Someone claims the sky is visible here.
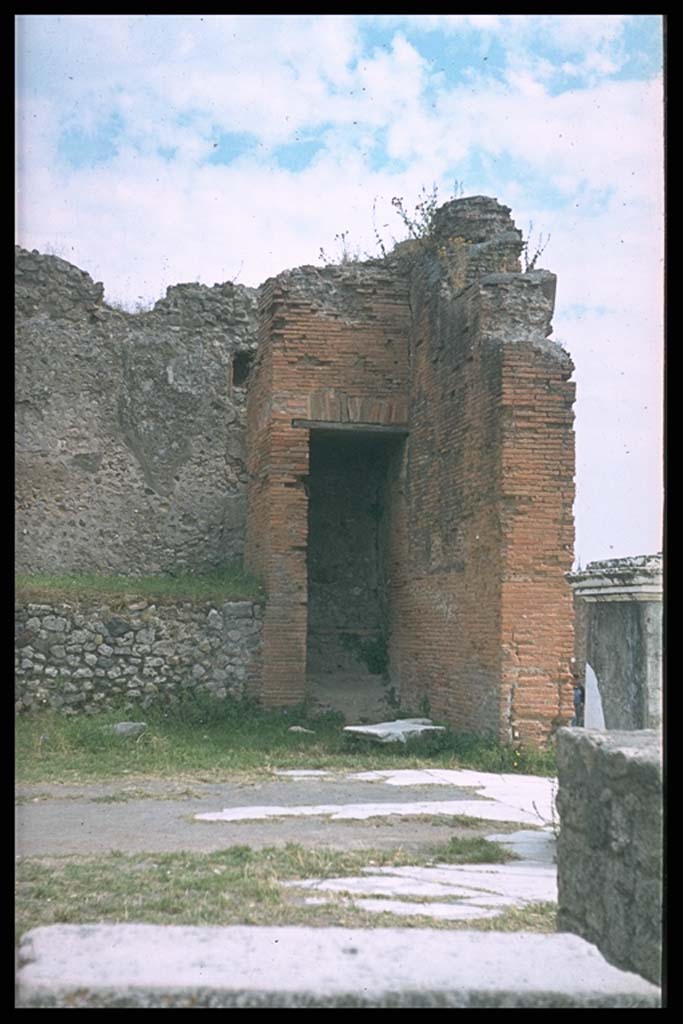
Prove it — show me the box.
[15,14,664,567]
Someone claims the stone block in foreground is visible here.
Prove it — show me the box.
[17,925,661,1008]
[556,728,663,987]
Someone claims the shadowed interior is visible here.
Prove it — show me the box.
[306,429,403,721]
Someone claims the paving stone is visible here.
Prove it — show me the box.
[352,899,502,921]
[194,800,547,825]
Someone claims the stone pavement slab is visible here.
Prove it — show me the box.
[349,769,556,824]
[285,839,558,921]
[17,924,661,1008]
[194,798,545,824]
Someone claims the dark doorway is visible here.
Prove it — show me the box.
[306,427,404,722]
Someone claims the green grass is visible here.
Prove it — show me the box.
[365,815,528,831]
[90,787,206,804]
[16,843,554,942]
[15,695,557,784]
[15,566,264,605]
[430,836,519,864]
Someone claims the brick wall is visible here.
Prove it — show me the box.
[245,264,411,704]
[392,272,505,733]
[492,280,576,745]
[247,198,576,744]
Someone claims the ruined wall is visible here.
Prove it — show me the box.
[17,196,577,744]
[16,247,258,576]
[556,728,663,986]
[392,200,575,743]
[245,263,411,704]
[15,596,262,713]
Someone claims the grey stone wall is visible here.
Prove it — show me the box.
[556,728,663,985]
[15,598,263,714]
[16,246,258,576]
[568,554,663,730]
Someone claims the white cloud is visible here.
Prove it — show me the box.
[531,14,631,52]
[369,14,504,33]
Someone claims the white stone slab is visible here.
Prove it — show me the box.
[291,862,557,906]
[17,925,661,1008]
[364,863,558,903]
[353,899,502,921]
[194,800,546,825]
[348,769,557,827]
[344,719,446,744]
[348,769,462,785]
[286,875,478,899]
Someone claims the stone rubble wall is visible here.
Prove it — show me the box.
[16,246,258,576]
[15,598,263,714]
[556,728,663,986]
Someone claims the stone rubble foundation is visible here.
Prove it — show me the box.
[15,598,263,713]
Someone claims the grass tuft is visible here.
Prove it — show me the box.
[429,836,519,864]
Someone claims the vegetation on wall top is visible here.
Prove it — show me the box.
[15,566,265,606]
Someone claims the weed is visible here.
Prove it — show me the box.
[532,779,560,838]
[419,694,432,718]
[390,183,441,243]
[320,180,468,270]
[522,222,551,272]
[386,180,465,251]
[371,198,389,259]
[318,231,364,267]
[429,836,518,864]
[430,729,557,777]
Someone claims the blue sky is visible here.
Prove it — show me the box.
[15,14,664,565]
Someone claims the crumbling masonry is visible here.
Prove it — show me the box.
[15,197,576,745]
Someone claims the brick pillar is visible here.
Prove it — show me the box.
[482,272,576,745]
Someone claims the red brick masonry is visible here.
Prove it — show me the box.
[246,197,575,745]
